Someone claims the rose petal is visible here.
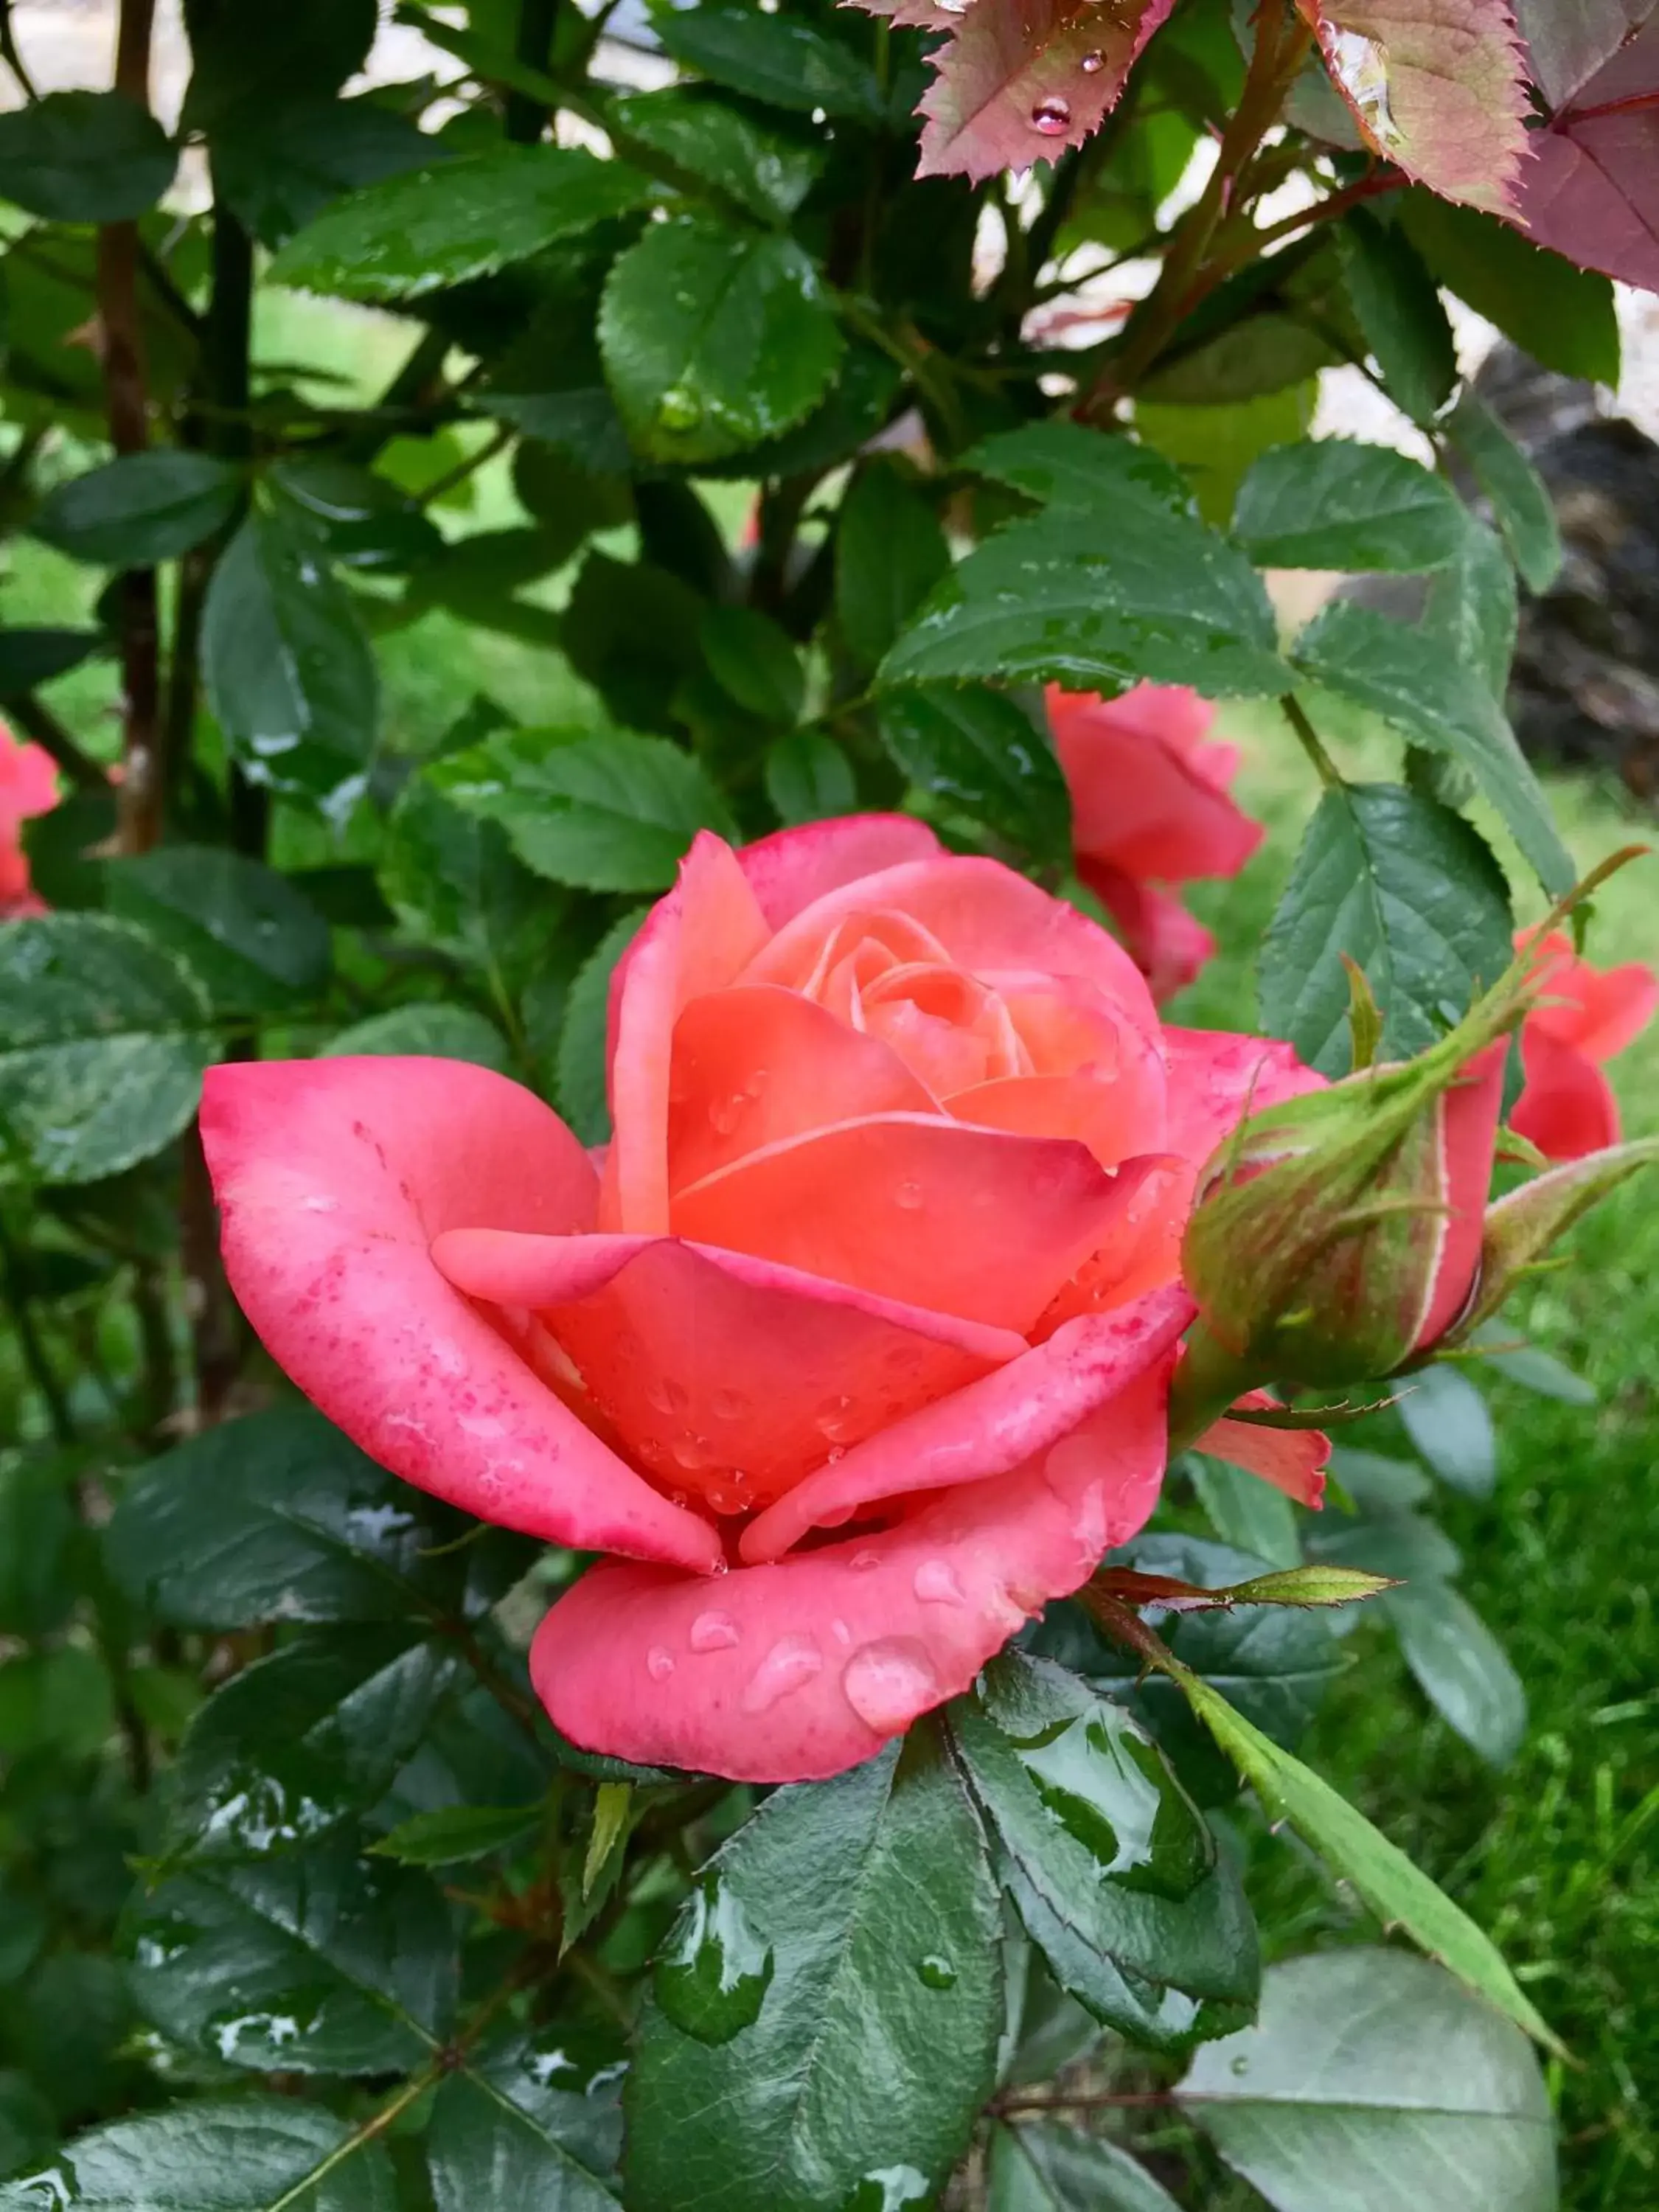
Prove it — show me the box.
[531,1348,1178,1781]
[667,984,934,1192]
[1510,1029,1621,1164]
[744,854,1160,1045]
[201,1057,723,1573]
[1031,1154,1189,1330]
[431,1227,1023,1512]
[947,1058,1165,1172]
[605,834,771,1234]
[1194,1392,1328,1506]
[739,1286,1192,1562]
[1521,930,1658,1065]
[1079,862,1217,1004]
[1416,1038,1506,1350]
[1161,1026,1325,1169]
[670,1112,1130,1333]
[1051,684,1263,883]
[736,814,943,928]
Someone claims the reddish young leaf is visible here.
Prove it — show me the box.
[914,0,1175,183]
[1512,0,1649,107]
[1296,0,1530,215]
[1514,13,1659,291]
[845,0,965,29]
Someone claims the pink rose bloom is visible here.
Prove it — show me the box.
[0,723,59,918]
[203,818,1317,1782]
[1511,928,1658,1161]
[1048,684,1265,1002]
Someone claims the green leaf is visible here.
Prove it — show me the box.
[512,443,634,558]
[269,147,654,302]
[323,1003,515,1074]
[131,1846,457,2075]
[878,687,1071,864]
[0,2071,54,2181]
[448,727,735,893]
[1472,1330,1594,1405]
[31,453,242,568]
[1181,1949,1557,2211]
[1189,1455,1301,1568]
[104,847,332,1015]
[1259,782,1515,1077]
[1290,599,1572,895]
[988,2122,1183,2212]
[1327,1445,1433,1510]
[1305,1510,1461,1590]
[271,457,445,574]
[0,627,101,697]
[700,605,804,724]
[369,1801,543,1868]
[1158,1658,1558,2049]
[380,776,549,996]
[0,915,210,1186]
[201,511,378,815]
[557,908,647,1145]
[765,731,856,826]
[0,91,176,222]
[428,2030,623,2212]
[0,1646,114,1764]
[967,423,1194,516]
[212,96,437,248]
[0,1454,77,1639]
[1398,188,1621,386]
[560,552,709,731]
[883,503,1289,698]
[165,1630,460,1861]
[650,4,883,119]
[1135,385,1318,526]
[835,462,953,672]
[1397,1363,1498,1498]
[183,0,379,130]
[1339,209,1457,428]
[1422,514,1519,698]
[107,1401,535,1630]
[949,1652,1259,2051]
[1442,391,1563,595]
[1231,440,1466,572]
[626,1734,1004,2212]
[611,88,821,221]
[1383,1582,1526,1769]
[0,2095,400,2212]
[599,217,843,464]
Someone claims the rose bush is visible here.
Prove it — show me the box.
[204,815,1319,1781]
[1512,928,1658,1161]
[0,723,57,919]
[1048,684,1264,1001]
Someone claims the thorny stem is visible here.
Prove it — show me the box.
[100,0,162,855]
[1281,693,1341,787]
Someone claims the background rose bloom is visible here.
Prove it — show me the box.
[1512,928,1659,1161]
[1048,684,1265,1002]
[204,818,1316,1781]
[0,722,59,919]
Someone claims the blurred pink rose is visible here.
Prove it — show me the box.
[204,817,1317,1781]
[1048,684,1264,1001]
[1512,928,1658,1161]
[0,724,59,918]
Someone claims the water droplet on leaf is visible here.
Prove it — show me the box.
[1011,1708,1211,1898]
[655,1874,774,2044]
[917,1954,957,1990]
[656,385,703,433]
[1029,97,1072,135]
[1080,49,1105,73]
[839,2167,931,2212]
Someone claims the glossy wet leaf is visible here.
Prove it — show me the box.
[1397,1363,1498,1498]
[610,88,821,221]
[369,1801,544,1867]
[106,1401,535,1630]
[968,423,1193,517]
[987,2121,1183,2212]
[428,2030,624,2212]
[380,776,550,995]
[1290,600,1573,896]
[212,96,436,248]
[0,2096,400,2212]
[700,605,804,725]
[0,91,177,222]
[1384,1582,1527,1768]
[599,217,843,465]
[950,1652,1258,2051]
[269,147,653,302]
[1442,392,1563,596]
[1182,1948,1557,2211]
[880,688,1070,863]
[765,731,857,826]
[31,453,243,568]
[0,916,211,1187]
[271,457,445,574]
[1397,190,1622,386]
[201,510,378,816]
[626,1735,1003,2212]
[655,1870,776,2044]
[104,848,332,1016]
[1338,209,1456,428]
[836,464,953,673]
[130,1845,457,2075]
[651,6,883,119]
[1422,515,1519,698]
[322,1003,515,1074]
[1259,782,1514,1078]
[1231,439,1465,573]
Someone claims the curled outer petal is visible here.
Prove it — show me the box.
[201,1057,723,1574]
[531,1310,1183,1781]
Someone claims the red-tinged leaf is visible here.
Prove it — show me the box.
[1512,0,1651,108]
[1296,0,1530,215]
[1514,15,1659,291]
[916,0,1175,183]
[843,0,965,29]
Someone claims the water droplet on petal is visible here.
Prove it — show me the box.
[1029,96,1072,135]
[712,1388,751,1422]
[913,1559,964,1605]
[709,1091,748,1135]
[655,1874,774,2044]
[849,1549,882,1573]
[647,1646,676,1682]
[814,1392,858,1441]
[894,1179,925,1211]
[742,1634,824,1712]
[842,1638,939,1733]
[917,1953,957,1990]
[672,1435,711,1472]
[647,1377,690,1416]
[1079,48,1105,73]
[689,1610,741,1653]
